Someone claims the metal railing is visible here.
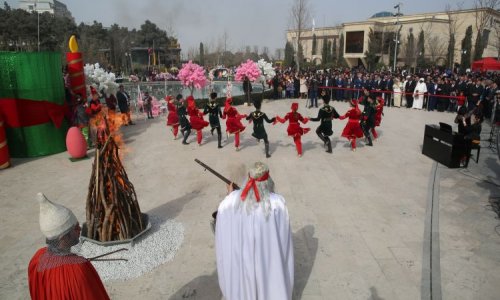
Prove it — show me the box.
[121,81,264,102]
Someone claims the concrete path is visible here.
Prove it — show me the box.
[0,98,499,300]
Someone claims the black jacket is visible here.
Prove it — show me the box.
[310,104,340,136]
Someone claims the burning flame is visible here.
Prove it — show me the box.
[90,109,129,158]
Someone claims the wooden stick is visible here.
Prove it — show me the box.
[88,248,128,261]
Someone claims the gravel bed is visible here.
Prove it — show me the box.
[73,215,184,281]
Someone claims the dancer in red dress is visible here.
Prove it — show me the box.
[372,96,384,140]
[276,102,310,157]
[166,95,180,139]
[186,96,209,145]
[339,99,364,151]
[223,98,247,150]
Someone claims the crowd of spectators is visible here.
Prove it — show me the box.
[267,66,500,122]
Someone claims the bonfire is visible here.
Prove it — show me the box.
[85,116,144,242]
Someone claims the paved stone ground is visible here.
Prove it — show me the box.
[0,98,499,300]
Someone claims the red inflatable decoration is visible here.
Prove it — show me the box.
[66,127,87,159]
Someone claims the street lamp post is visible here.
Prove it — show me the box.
[124,53,129,75]
[393,3,402,72]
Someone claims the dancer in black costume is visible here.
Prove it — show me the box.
[176,94,191,145]
[310,91,340,153]
[246,99,276,158]
[203,92,224,148]
[360,94,376,146]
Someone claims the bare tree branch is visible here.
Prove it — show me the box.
[289,0,312,70]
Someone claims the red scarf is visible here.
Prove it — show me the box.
[240,172,270,202]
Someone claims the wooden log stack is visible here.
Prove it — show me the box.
[85,119,144,242]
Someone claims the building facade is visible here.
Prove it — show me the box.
[19,0,73,20]
[287,8,500,69]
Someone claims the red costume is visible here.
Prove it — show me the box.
[186,96,209,145]
[372,97,384,139]
[86,87,102,116]
[223,98,246,149]
[166,96,180,139]
[29,247,110,300]
[276,102,310,156]
[339,100,364,151]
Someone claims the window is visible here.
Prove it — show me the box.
[482,29,490,46]
[345,31,365,54]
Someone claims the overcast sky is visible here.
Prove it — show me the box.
[7,0,475,56]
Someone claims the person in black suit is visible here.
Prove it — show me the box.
[293,74,300,98]
[384,75,393,107]
[468,78,484,111]
[405,76,417,108]
[243,76,253,106]
[322,75,333,101]
[116,84,135,125]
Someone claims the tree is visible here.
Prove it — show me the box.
[447,34,456,68]
[331,38,337,65]
[199,42,205,66]
[416,30,426,67]
[364,28,381,71]
[261,46,270,61]
[298,43,304,65]
[178,61,207,95]
[338,33,346,66]
[473,30,484,61]
[404,28,415,67]
[428,36,447,65]
[473,0,499,60]
[290,0,311,70]
[445,3,464,68]
[284,41,295,67]
[136,20,169,49]
[321,38,328,65]
[461,25,473,68]
[312,34,317,55]
[4,1,10,10]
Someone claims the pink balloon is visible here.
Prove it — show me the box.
[66,127,87,158]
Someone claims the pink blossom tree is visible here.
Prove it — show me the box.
[178,61,207,95]
[235,60,261,105]
[235,59,261,82]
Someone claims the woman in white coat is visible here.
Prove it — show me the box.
[299,76,308,99]
[393,77,402,107]
[412,78,427,109]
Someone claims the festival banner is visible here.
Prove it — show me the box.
[0,52,68,157]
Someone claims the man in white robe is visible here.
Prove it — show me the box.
[215,162,294,300]
[412,78,428,109]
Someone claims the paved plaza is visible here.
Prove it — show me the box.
[1,99,499,300]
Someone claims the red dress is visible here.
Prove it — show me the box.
[375,99,384,127]
[278,112,310,137]
[166,101,179,126]
[187,106,209,130]
[224,107,246,134]
[28,247,110,300]
[340,108,364,138]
